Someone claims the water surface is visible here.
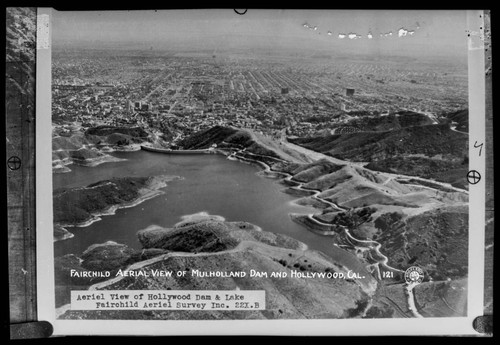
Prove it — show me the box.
[53,150,367,274]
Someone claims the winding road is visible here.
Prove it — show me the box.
[227,145,426,318]
[229,147,402,273]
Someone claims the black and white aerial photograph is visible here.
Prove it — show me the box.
[40,8,475,323]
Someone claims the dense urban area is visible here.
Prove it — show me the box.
[52,49,468,145]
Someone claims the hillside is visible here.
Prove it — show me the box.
[275,160,466,210]
[53,175,177,240]
[268,156,469,318]
[331,111,435,133]
[85,125,149,139]
[56,217,375,319]
[178,126,284,161]
[366,278,467,318]
[440,109,468,133]
[373,205,468,280]
[269,157,468,285]
[289,124,468,183]
[83,125,154,148]
[54,177,149,225]
[290,124,466,162]
[52,125,158,173]
[365,156,468,189]
[177,126,242,149]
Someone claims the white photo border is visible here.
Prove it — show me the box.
[35,8,487,336]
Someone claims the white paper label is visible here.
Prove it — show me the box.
[71,290,266,311]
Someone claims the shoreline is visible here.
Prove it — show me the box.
[108,143,143,152]
[54,175,180,242]
[141,145,216,154]
[52,154,127,173]
[54,225,75,242]
[52,139,156,174]
[217,146,407,277]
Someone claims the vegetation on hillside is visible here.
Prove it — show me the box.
[53,177,151,225]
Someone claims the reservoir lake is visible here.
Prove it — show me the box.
[53,150,367,273]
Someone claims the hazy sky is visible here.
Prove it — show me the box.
[52,9,468,58]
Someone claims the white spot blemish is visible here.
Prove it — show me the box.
[348,33,361,39]
[398,28,408,37]
[327,31,332,36]
[367,32,373,39]
[338,33,346,39]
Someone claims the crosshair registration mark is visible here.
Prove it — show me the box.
[467,170,481,185]
[7,156,21,171]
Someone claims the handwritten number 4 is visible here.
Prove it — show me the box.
[474,141,483,157]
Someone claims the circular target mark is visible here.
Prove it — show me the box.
[7,156,21,171]
[467,170,481,185]
[234,9,247,15]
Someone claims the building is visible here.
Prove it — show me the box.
[346,88,355,97]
